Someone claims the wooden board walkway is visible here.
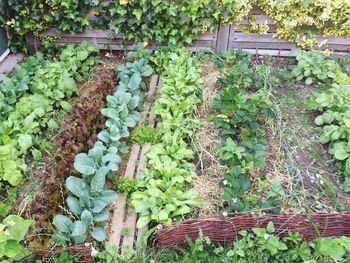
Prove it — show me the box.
[109,75,162,249]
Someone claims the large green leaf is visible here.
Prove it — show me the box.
[53,215,73,233]
[66,196,82,215]
[74,153,96,175]
[3,215,33,241]
[81,210,93,228]
[17,134,32,153]
[91,169,106,193]
[136,215,151,229]
[91,227,107,241]
[65,176,87,197]
[332,142,349,160]
[94,208,110,222]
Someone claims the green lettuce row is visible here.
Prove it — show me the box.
[0,42,99,187]
[53,55,153,244]
[131,49,202,229]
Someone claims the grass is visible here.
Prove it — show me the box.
[254,64,349,212]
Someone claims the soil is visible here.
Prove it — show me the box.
[258,59,350,213]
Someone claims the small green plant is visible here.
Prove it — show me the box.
[96,242,143,263]
[131,49,202,229]
[292,50,338,85]
[0,215,33,262]
[131,123,159,145]
[299,50,350,191]
[116,177,139,197]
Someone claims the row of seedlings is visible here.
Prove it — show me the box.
[131,49,202,230]
[293,51,350,191]
[212,51,282,212]
[52,56,153,244]
[0,42,99,214]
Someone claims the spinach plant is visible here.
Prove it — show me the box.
[131,49,202,228]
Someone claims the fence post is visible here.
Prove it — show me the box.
[215,24,230,52]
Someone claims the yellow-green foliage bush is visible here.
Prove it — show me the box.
[224,0,350,48]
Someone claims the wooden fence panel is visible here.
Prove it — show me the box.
[25,9,350,57]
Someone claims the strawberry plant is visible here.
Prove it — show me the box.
[213,51,282,212]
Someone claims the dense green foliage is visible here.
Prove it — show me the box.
[53,55,153,244]
[0,42,99,217]
[131,49,202,228]
[107,0,224,46]
[0,215,33,262]
[293,50,350,191]
[2,1,349,51]
[155,223,350,263]
[213,51,283,212]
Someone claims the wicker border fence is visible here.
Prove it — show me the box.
[156,212,350,248]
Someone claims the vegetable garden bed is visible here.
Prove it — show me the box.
[1,39,350,262]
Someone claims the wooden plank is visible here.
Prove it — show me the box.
[216,24,231,52]
[198,31,217,41]
[147,75,158,101]
[135,143,152,246]
[0,48,10,64]
[232,41,297,50]
[109,194,127,247]
[121,207,138,248]
[124,144,141,178]
[135,78,163,247]
[109,76,159,248]
[45,29,115,38]
[0,53,25,82]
